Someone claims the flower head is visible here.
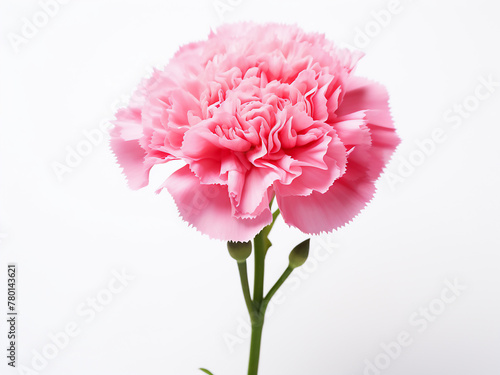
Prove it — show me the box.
[111,23,400,241]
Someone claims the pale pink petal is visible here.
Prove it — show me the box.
[110,24,399,239]
[277,76,399,233]
[336,76,400,179]
[110,138,149,190]
[274,131,347,196]
[165,165,272,241]
[113,108,143,141]
[277,176,376,234]
[230,167,279,218]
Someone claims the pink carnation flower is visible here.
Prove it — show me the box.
[110,23,400,241]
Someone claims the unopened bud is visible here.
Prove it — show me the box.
[227,241,252,262]
[288,239,310,269]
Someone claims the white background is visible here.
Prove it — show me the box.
[1,0,499,374]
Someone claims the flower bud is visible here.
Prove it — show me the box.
[227,241,252,262]
[288,239,310,269]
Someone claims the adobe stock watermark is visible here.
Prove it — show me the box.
[385,75,499,190]
[7,0,71,54]
[347,0,416,50]
[223,236,339,353]
[51,95,129,183]
[16,268,134,375]
[175,185,221,217]
[213,0,244,21]
[363,278,466,375]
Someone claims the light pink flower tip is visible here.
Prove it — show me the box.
[110,23,400,241]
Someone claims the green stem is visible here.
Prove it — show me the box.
[247,266,294,375]
[253,233,266,307]
[245,208,284,375]
[237,261,256,318]
[247,228,268,375]
[252,208,279,305]
[261,266,293,312]
[247,320,264,375]
[271,208,280,227]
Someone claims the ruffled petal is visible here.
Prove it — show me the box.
[336,76,400,180]
[277,175,376,234]
[276,76,399,234]
[229,167,279,218]
[274,130,347,197]
[110,138,149,190]
[109,24,399,240]
[164,165,272,241]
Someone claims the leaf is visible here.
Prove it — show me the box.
[199,368,215,375]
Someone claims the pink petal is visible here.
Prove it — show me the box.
[110,138,149,190]
[230,167,279,218]
[113,108,144,141]
[336,76,400,180]
[277,76,399,234]
[164,165,272,241]
[277,176,376,234]
[274,130,347,197]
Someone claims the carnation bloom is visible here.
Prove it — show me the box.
[110,23,400,241]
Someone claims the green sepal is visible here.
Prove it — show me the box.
[227,241,252,262]
[288,239,310,269]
